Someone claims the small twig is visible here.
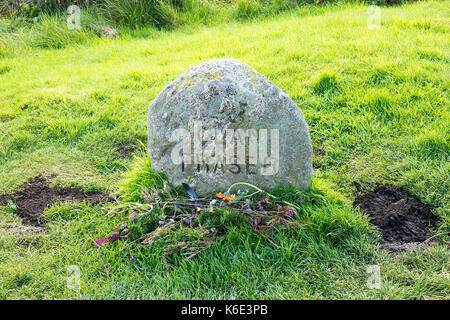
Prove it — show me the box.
[419,232,450,245]
[226,182,302,211]
[256,230,280,248]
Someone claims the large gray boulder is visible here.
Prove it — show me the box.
[147,59,313,194]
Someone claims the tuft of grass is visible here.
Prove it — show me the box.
[23,14,95,49]
[117,147,167,202]
[363,88,399,120]
[97,0,181,30]
[414,128,449,161]
[235,0,304,20]
[0,63,11,74]
[235,0,265,20]
[312,71,341,95]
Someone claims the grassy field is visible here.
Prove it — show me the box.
[0,1,449,299]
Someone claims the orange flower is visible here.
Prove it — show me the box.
[216,192,235,202]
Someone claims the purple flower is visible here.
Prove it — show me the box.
[163,181,171,191]
[130,257,135,262]
[284,206,297,218]
[185,219,191,225]
[141,187,154,202]
[142,195,154,202]
[158,220,165,226]
[220,200,226,206]
[257,201,264,211]
[248,208,252,214]
[245,198,250,205]
[122,223,127,228]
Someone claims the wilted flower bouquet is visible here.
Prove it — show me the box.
[96,181,305,259]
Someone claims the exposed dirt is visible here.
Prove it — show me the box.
[0,176,112,224]
[354,185,438,251]
[116,143,137,158]
[313,147,326,157]
[3,223,45,235]
[312,147,326,169]
[0,194,10,206]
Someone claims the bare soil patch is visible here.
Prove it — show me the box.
[0,176,111,223]
[116,143,137,158]
[354,185,438,251]
[313,147,326,157]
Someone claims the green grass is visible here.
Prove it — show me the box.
[0,1,449,299]
[1,0,336,31]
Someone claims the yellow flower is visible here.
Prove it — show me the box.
[196,207,201,212]
[209,208,215,213]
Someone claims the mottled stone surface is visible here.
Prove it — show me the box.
[147,59,313,194]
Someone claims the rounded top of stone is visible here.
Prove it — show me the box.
[147,59,313,194]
